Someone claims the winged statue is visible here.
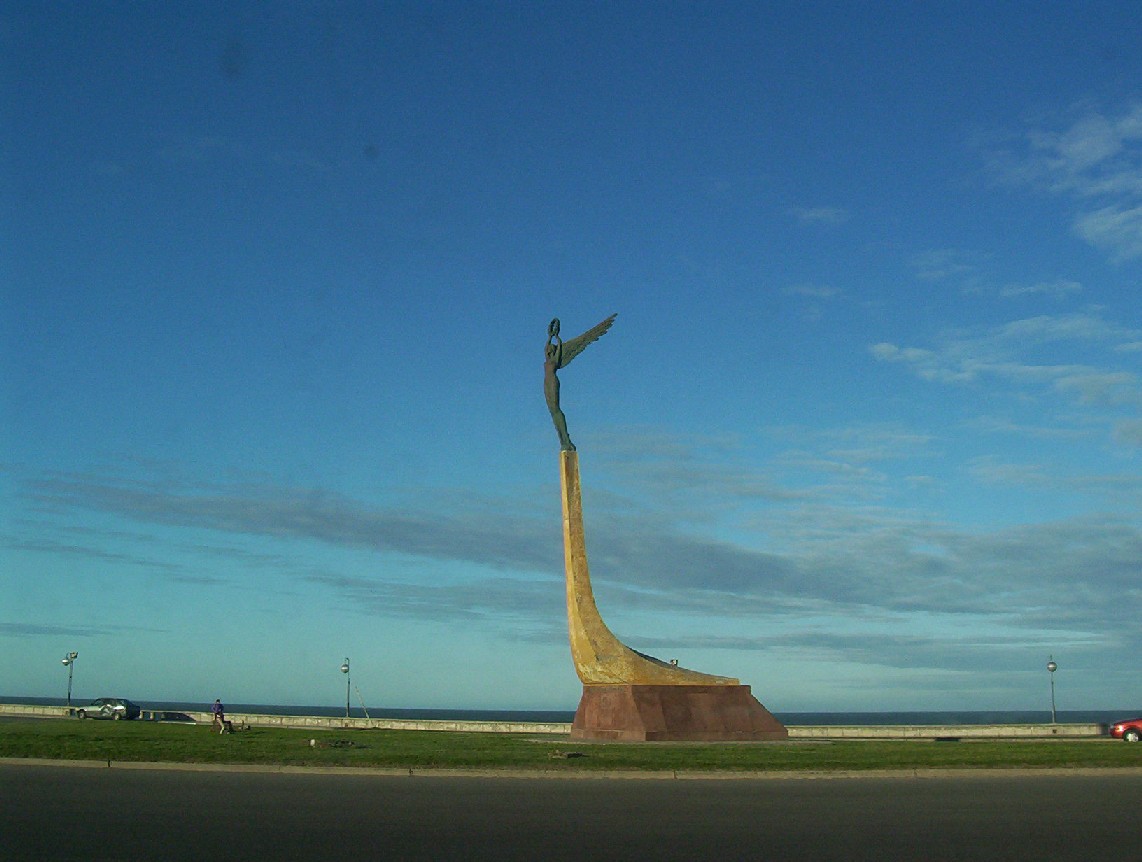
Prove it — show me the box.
[544,313,617,451]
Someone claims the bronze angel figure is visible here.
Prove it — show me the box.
[544,313,617,451]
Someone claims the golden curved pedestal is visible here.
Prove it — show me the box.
[560,451,788,741]
[560,450,736,685]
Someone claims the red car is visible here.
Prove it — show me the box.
[1109,717,1142,742]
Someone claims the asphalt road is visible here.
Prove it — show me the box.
[4,763,1139,861]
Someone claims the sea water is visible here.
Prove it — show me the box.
[4,696,1134,725]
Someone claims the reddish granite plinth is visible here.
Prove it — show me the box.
[570,684,788,741]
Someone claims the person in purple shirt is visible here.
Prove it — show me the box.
[211,699,231,734]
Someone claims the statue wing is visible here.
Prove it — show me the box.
[557,313,617,368]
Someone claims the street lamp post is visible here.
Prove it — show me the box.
[61,652,78,707]
[1047,656,1058,724]
[340,658,350,718]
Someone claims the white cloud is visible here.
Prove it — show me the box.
[869,342,974,383]
[1042,113,1122,172]
[970,414,1090,441]
[995,312,1129,343]
[1001,103,1142,260]
[871,312,1142,434]
[1053,370,1141,406]
[909,248,982,281]
[790,206,849,225]
[12,464,1141,635]
[999,280,1083,299]
[783,284,840,298]
[1114,419,1142,446]
[1073,205,1142,261]
[967,456,1052,487]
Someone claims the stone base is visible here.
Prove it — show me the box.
[570,684,788,741]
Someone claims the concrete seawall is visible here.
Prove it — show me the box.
[0,703,1109,739]
[786,723,1108,739]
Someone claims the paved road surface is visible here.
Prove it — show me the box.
[4,763,1139,861]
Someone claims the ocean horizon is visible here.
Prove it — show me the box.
[5,696,1134,726]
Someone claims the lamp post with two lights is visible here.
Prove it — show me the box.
[1047,656,1058,724]
[61,652,78,707]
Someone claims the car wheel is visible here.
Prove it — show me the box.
[1124,728,1141,743]
[76,709,87,719]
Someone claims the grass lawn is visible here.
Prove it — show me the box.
[2,720,1142,773]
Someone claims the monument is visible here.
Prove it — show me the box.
[545,315,788,741]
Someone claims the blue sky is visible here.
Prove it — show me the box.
[3,2,1140,713]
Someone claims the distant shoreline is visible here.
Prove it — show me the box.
[3,696,1133,726]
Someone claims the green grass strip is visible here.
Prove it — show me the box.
[2,721,1140,772]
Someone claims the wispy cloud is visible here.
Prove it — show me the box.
[626,630,1097,673]
[1115,419,1142,446]
[969,415,1090,441]
[996,103,1142,260]
[777,283,842,322]
[10,462,1140,633]
[782,284,840,299]
[871,312,1142,415]
[910,248,984,281]
[953,452,1142,501]
[1074,205,1142,259]
[307,573,563,627]
[20,473,562,575]
[790,206,849,225]
[999,280,1083,300]
[0,621,160,637]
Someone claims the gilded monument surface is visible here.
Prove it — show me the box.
[545,314,737,686]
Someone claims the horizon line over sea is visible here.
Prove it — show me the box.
[4,696,1135,726]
